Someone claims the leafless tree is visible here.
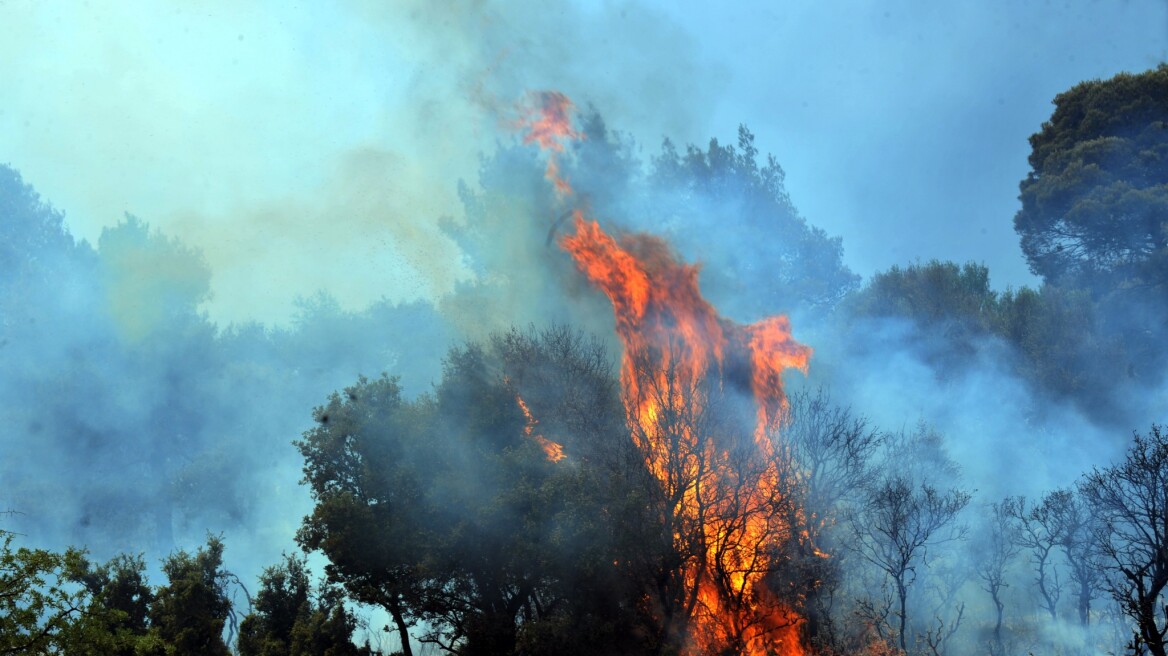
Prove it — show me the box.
[1042,488,1106,627]
[777,386,884,649]
[1003,495,1065,622]
[849,472,971,653]
[624,339,806,654]
[1080,425,1168,656]
[977,501,1021,656]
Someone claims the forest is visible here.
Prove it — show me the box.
[2,65,1167,655]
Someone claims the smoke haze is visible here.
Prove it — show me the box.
[1,1,1166,653]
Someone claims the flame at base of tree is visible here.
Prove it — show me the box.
[561,214,812,656]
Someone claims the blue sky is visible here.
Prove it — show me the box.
[1,0,1164,324]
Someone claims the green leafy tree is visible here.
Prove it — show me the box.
[296,326,654,656]
[846,260,999,368]
[60,552,155,655]
[0,530,89,654]
[147,535,234,656]
[1015,64,1168,294]
[238,553,370,656]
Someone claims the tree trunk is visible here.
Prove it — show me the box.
[388,598,413,656]
[991,589,1004,656]
[897,576,908,653]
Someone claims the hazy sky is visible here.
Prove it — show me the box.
[1,0,1165,325]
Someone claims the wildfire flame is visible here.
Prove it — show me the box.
[518,91,813,655]
[515,393,567,463]
[516,91,582,196]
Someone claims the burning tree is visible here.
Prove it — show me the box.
[560,216,814,656]
[508,89,819,655]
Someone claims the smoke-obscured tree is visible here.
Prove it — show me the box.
[848,427,971,654]
[1080,424,1168,656]
[0,163,98,352]
[845,260,1130,419]
[1003,494,1065,622]
[147,535,236,656]
[645,126,860,317]
[777,386,884,650]
[847,261,998,339]
[237,552,370,656]
[1043,488,1106,627]
[1014,64,1168,296]
[975,501,1021,656]
[994,285,1127,406]
[1015,64,1168,384]
[444,112,858,339]
[297,326,654,656]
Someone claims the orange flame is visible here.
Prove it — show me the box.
[516,393,567,463]
[516,91,581,196]
[517,90,812,655]
[562,216,811,656]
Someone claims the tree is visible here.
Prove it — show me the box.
[238,553,370,656]
[849,428,971,653]
[148,535,235,656]
[1080,425,1168,656]
[1043,488,1106,628]
[296,326,651,656]
[0,530,89,654]
[1003,494,1065,622]
[975,502,1020,656]
[63,552,155,655]
[647,125,860,315]
[777,386,884,650]
[1014,64,1168,295]
[844,260,1000,372]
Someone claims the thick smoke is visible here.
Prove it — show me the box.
[1,2,1166,654]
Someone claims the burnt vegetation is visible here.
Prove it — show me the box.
[1,66,1167,655]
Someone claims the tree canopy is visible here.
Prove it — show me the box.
[1015,64,1168,295]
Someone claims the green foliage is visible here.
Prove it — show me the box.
[996,285,1127,399]
[847,259,998,346]
[1015,64,1168,294]
[0,530,89,654]
[238,553,370,656]
[296,326,656,656]
[845,259,1132,415]
[148,535,234,656]
[59,552,155,655]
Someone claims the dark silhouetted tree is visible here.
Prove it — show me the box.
[849,428,971,653]
[1004,494,1065,622]
[297,326,652,656]
[777,386,883,651]
[976,501,1020,656]
[1081,425,1168,656]
[238,552,370,656]
[1014,64,1168,295]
